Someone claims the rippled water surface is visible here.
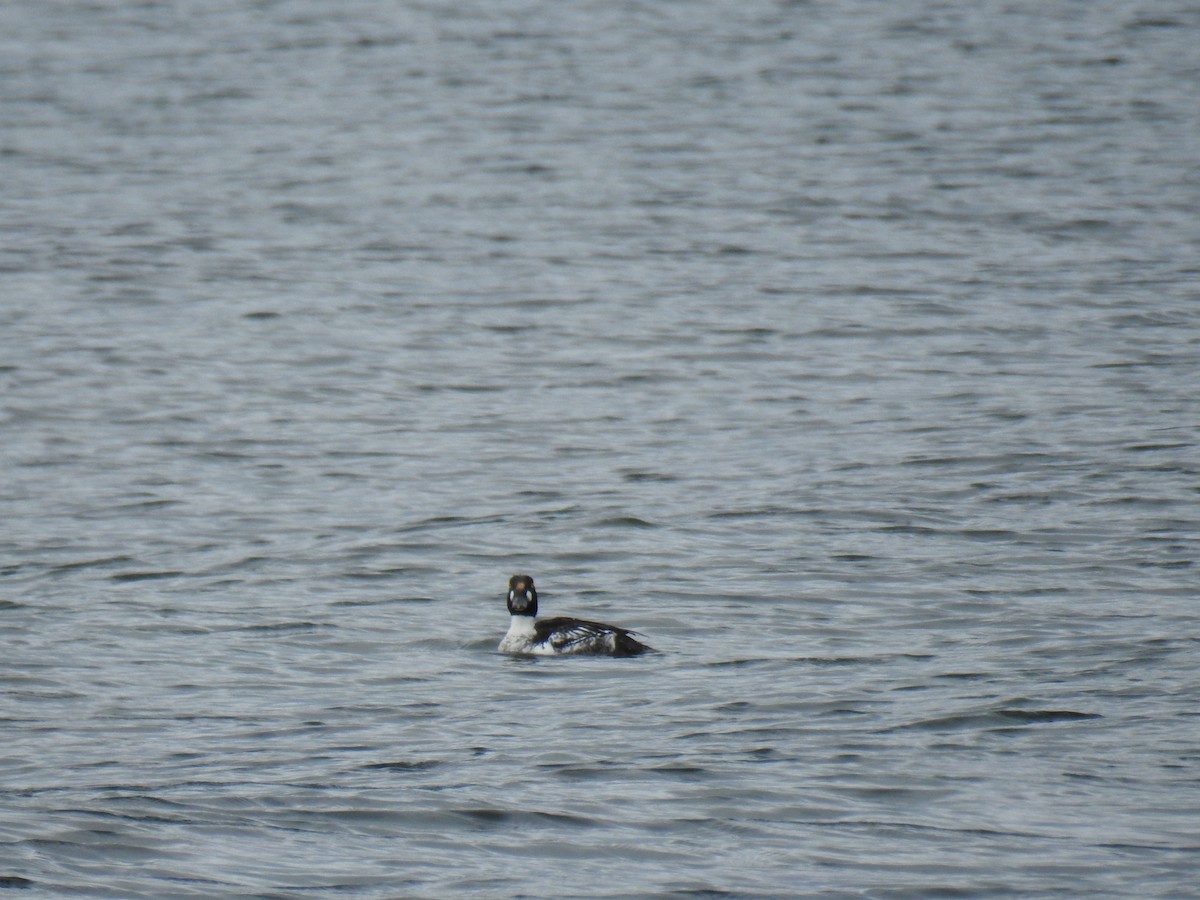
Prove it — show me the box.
[2,1,1199,896]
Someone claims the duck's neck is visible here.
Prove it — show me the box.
[506,615,537,638]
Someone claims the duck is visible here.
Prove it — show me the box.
[498,574,652,657]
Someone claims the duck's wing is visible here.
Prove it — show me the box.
[533,617,611,649]
[534,617,650,655]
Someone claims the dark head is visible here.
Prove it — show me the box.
[507,574,538,617]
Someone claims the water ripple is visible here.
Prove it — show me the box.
[1,0,1197,896]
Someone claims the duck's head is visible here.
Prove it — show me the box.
[507,574,538,617]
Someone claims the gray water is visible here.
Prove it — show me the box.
[2,1,1198,896]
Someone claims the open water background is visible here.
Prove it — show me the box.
[2,1,1199,896]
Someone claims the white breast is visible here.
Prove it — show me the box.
[498,616,540,654]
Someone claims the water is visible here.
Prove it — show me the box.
[2,1,1198,896]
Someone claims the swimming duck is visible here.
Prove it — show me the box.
[498,574,652,657]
